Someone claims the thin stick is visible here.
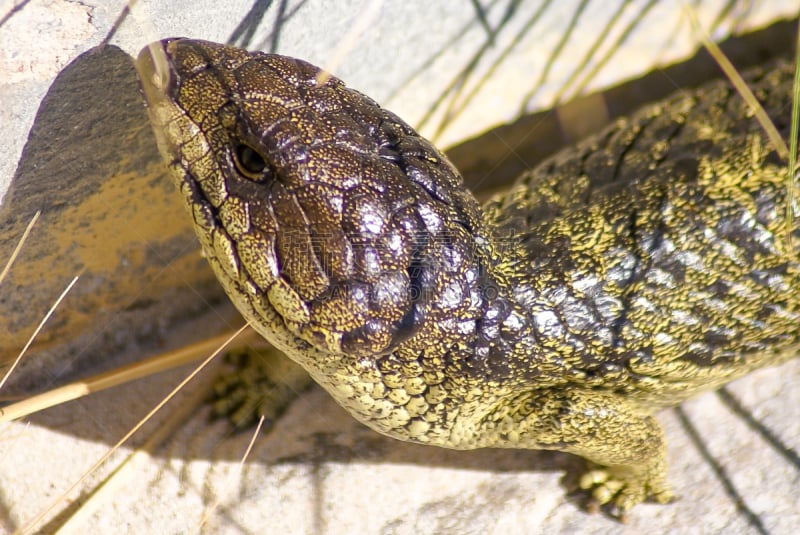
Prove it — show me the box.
[682,3,789,160]
[0,326,261,422]
[199,414,266,528]
[786,16,800,247]
[0,274,81,392]
[15,324,253,535]
[53,365,217,533]
[0,210,39,286]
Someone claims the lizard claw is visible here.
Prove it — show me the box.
[579,465,675,520]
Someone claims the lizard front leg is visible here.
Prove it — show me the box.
[212,345,313,430]
[484,388,674,516]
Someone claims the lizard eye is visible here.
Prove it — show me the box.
[233,143,269,180]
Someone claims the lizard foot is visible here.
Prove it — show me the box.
[579,464,675,520]
[211,346,312,430]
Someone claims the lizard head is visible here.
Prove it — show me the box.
[136,39,491,365]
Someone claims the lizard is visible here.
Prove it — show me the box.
[135,37,799,517]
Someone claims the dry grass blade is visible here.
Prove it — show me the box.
[199,414,266,528]
[0,210,39,286]
[787,17,800,246]
[0,327,260,422]
[15,324,252,535]
[0,274,81,392]
[685,3,800,252]
[684,3,789,160]
[53,371,214,533]
[682,3,789,161]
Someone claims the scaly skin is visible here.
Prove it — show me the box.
[136,38,799,516]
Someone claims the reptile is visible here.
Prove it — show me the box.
[135,38,799,517]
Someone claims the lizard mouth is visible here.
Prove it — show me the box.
[137,38,489,359]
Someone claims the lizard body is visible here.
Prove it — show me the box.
[136,39,799,515]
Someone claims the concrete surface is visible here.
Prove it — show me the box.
[1,1,799,534]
